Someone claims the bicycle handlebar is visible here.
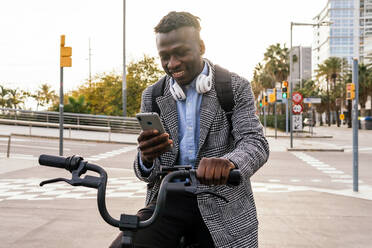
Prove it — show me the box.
[38,154,241,231]
[39,154,66,169]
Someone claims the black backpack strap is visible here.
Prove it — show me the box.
[151,76,167,115]
[214,65,234,127]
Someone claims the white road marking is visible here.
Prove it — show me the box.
[344,147,372,153]
[253,182,372,201]
[0,154,38,160]
[85,146,137,162]
[0,177,372,202]
[0,143,70,151]
[0,177,146,201]
[292,152,365,185]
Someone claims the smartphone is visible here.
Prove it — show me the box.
[136,112,166,134]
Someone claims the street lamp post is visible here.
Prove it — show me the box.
[289,21,332,148]
[122,0,127,117]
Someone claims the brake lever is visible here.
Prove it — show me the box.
[40,177,74,187]
[39,161,102,189]
[186,171,229,203]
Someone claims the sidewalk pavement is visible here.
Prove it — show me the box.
[0,124,138,145]
[265,126,345,152]
[0,123,348,152]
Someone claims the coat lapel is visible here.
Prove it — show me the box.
[198,64,219,155]
[155,77,179,165]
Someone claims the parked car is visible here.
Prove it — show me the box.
[303,118,315,127]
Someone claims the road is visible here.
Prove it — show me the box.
[0,125,371,247]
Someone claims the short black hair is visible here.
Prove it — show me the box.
[154,11,201,33]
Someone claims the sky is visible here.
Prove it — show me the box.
[0,0,327,97]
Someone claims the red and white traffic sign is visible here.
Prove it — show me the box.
[292,103,303,114]
[292,92,303,104]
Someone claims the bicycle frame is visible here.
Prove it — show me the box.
[38,154,241,248]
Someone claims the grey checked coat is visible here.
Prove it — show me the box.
[133,60,270,248]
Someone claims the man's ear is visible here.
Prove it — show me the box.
[199,39,206,55]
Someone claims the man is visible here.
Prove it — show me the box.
[111,11,269,248]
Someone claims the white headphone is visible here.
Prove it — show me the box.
[169,63,212,101]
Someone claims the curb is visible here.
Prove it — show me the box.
[11,133,138,145]
[266,135,333,138]
[287,148,344,152]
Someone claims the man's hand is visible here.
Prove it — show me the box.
[138,129,173,165]
[197,157,235,185]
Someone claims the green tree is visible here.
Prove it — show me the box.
[64,95,89,113]
[251,63,274,94]
[50,55,162,116]
[263,43,289,85]
[7,88,26,109]
[0,85,10,108]
[251,44,289,115]
[32,83,58,110]
[126,55,163,116]
[315,57,348,126]
[358,63,372,116]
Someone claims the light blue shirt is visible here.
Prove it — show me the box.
[176,62,208,167]
[140,62,208,171]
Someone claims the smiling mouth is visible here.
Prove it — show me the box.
[171,71,185,78]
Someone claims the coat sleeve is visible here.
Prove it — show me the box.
[133,85,163,184]
[222,73,270,180]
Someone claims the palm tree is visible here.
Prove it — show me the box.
[263,43,290,84]
[0,85,10,108]
[64,95,88,113]
[358,63,372,116]
[315,57,347,126]
[7,88,25,109]
[33,83,58,110]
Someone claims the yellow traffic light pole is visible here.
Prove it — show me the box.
[59,35,72,156]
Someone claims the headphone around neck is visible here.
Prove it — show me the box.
[169,63,212,101]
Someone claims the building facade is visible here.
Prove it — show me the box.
[362,0,372,63]
[312,0,362,75]
[290,46,312,88]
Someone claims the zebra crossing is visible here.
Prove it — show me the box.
[1,176,371,202]
[0,177,147,202]
[84,146,138,161]
[291,152,363,184]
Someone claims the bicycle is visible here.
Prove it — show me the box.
[38,154,241,248]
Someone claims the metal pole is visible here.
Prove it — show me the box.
[122,0,127,117]
[264,105,267,136]
[327,79,331,126]
[352,58,359,192]
[89,38,92,85]
[290,22,294,148]
[6,135,11,158]
[285,99,288,134]
[274,102,277,139]
[59,67,64,156]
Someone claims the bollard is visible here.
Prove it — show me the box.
[7,135,11,158]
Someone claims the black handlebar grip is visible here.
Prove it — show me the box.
[39,154,67,170]
[227,169,241,186]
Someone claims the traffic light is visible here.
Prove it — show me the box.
[264,95,268,106]
[346,83,355,100]
[269,88,276,103]
[282,81,288,99]
[259,99,263,107]
[60,35,72,67]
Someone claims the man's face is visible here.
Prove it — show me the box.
[156,26,205,86]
